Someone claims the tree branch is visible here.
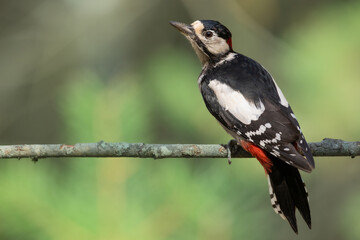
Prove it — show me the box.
[0,138,358,161]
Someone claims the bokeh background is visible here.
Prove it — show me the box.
[0,0,359,239]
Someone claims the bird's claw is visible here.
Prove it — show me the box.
[224,139,238,165]
[227,148,232,165]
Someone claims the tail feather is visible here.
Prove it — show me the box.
[267,156,311,233]
[286,172,311,229]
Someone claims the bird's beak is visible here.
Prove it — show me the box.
[169,21,194,37]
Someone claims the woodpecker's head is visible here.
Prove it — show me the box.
[170,20,233,66]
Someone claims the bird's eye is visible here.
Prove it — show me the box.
[204,31,213,38]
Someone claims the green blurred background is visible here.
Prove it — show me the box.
[0,0,359,239]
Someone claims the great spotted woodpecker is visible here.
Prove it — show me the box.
[170,20,315,233]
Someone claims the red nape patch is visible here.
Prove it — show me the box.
[240,141,273,173]
[226,38,233,50]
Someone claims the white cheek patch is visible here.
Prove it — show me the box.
[208,80,265,125]
[196,33,229,55]
[191,20,230,56]
[206,38,230,55]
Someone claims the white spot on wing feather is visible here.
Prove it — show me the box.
[297,126,302,133]
[245,123,272,140]
[259,132,282,149]
[272,149,280,156]
[208,80,265,124]
[265,123,271,128]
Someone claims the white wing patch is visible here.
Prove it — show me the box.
[208,80,265,125]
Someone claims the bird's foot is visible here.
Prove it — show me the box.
[223,139,238,165]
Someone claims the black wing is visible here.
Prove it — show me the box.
[200,54,314,172]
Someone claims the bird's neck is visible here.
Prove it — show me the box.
[208,51,237,68]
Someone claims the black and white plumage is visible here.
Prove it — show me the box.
[202,53,314,172]
[170,20,315,233]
